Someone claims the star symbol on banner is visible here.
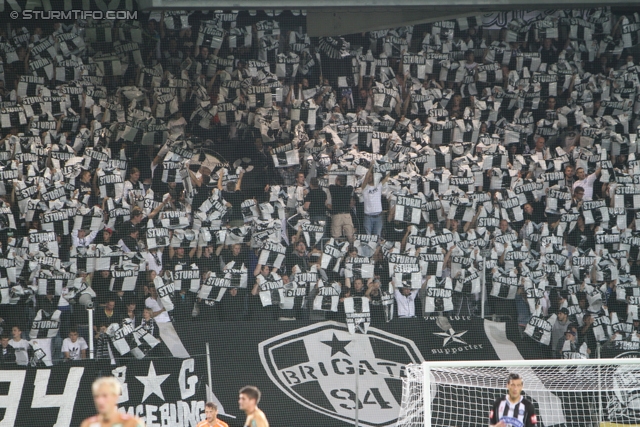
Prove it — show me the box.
[321,333,352,356]
[136,361,170,403]
[434,329,468,347]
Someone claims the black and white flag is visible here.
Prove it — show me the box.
[258,242,287,269]
[29,309,61,339]
[110,263,139,292]
[300,221,325,248]
[320,238,349,273]
[524,307,557,345]
[393,262,422,289]
[490,268,519,299]
[344,297,370,334]
[173,263,200,293]
[423,276,454,313]
[153,274,175,313]
[258,272,284,307]
[453,269,481,294]
[345,256,374,279]
[97,169,124,199]
[223,261,248,288]
[394,193,426,224]
[313,280,341,312]
[271,142,300,168]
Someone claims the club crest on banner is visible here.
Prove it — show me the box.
[258,321,423,427]
[609,352,640,423]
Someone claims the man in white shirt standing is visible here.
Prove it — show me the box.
[9,326,29,366]
[572,166,601,201]
[360,165,384,236]
[61,328,88,360]
[393,286,419,318]
[145,283,172,323]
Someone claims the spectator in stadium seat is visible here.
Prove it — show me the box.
[123,300,142,328]
[94,323,113,362]
[0,334,16,364]
[219,243,248,271]
[145,284,171,324]
[94,299,121,333]
[118,223,142,253]
[394,282,420,318]
[360,166,384,236]
[539,38,559,65]
[572,167,602,201]
[551,308,570,356]
[141,307,162,340]
[567,215,596,252]
[564,165,575,189]
[526,136,551,160]
[93,228,115,246]
[579,314,598,356]
[62,328,88,361]
[72,228,99,248]
[196,244,219,276]
[557,326,580,358]
[9,326,29,366]
[328,175,355,243]
[571,186,585,209]
[218,169,246,228]
[303,177,328,223]
[515,287,531,337]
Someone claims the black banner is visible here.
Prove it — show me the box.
[182,317,507,427]
[4,318,636,427]
[0,357,207,427]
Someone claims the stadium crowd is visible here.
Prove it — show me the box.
[0,6,637,365]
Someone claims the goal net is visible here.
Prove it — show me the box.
[396,358,640,427]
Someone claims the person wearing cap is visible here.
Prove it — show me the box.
[557,326,579,359]
[94,228,115,246]
[551,307,570,356]
[392,276,423,318]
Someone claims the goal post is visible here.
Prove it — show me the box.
[397,358,640,427]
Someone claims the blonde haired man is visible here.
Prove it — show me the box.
[81,377,145,427]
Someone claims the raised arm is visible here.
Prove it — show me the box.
[148,195,170,219]
[236,170,245,191]
[217,169,224,191]
[361,165,374,190]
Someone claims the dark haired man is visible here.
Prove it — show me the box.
[239,386,269,427]
[197,402,228,427]
[489,373,538,427]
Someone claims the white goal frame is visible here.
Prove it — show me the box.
[418,358,640,427]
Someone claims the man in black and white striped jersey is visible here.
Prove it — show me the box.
[490,373,538,427]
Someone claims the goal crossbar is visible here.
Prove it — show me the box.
[420,357,640,369]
